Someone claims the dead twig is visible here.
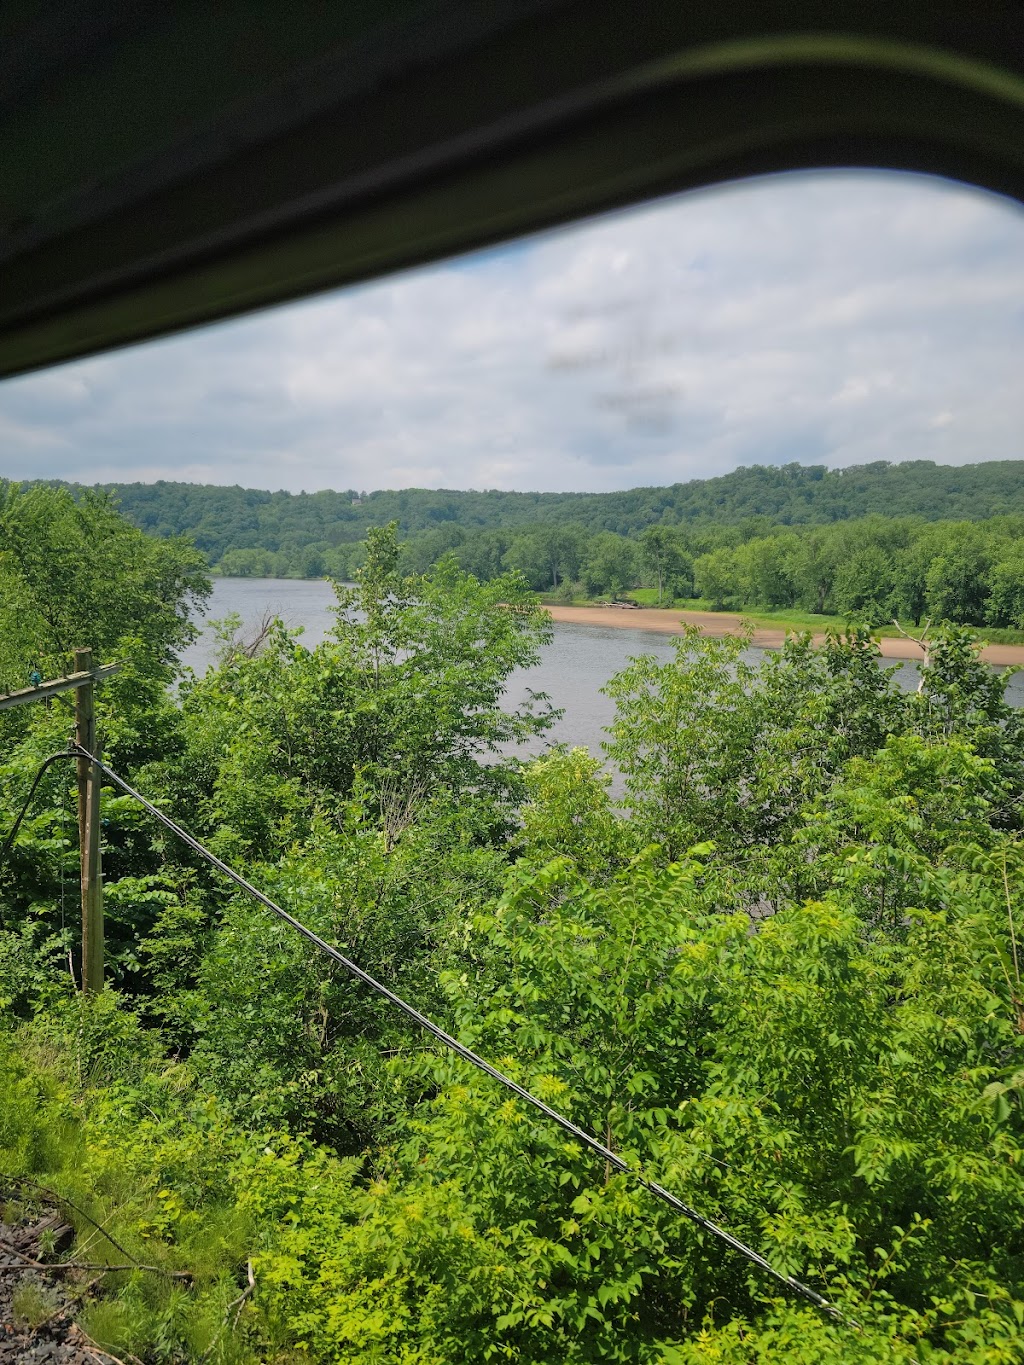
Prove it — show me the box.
[200,1259,255,1362]
[0,1242,46,1270]
[232,1260,256,1329]
[0,1173,137,1264]
[2,1259,192,1279]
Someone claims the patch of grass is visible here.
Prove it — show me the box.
[952,624,1024,645]
[725,609,1024,646]
[2,1199,25,1226]
[536,591,598,606]
[12,1281,60,1330]
[729,607,850,633]
[79,1298,133,1357]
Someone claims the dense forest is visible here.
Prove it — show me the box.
[46,461,1024,564]
[2,482,1024,1362]
[13,459,1024,630]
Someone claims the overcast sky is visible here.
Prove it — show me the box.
[1,170,1022,495]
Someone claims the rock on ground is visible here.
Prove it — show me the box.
[1,1211,120,1364]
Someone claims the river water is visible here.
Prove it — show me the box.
[182,578,1024,757]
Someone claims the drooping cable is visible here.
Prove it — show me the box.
[0,751,72,870]
[70,741,854,1326]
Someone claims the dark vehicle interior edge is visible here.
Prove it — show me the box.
[2,1,1023,379]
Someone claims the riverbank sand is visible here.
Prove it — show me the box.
[545,604,1024,668]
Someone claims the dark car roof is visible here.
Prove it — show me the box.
[3,1,1024,378]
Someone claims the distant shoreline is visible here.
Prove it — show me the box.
[544,603,1024,668]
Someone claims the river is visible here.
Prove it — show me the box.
[181,578,1024,757]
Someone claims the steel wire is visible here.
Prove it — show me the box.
[70,741,854,1326]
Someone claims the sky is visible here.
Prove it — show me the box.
[1,169,1023,496]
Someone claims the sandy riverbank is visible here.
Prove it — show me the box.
[545,604,1024,668]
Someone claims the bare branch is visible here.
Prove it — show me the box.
[0,1174,136,1264]
[891,618,932,691]
[1,1260,192,1279]
[890,617,932,650]
[200,1260,255,1362]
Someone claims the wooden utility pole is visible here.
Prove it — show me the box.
[0,652,119,993]
[73,648,103,994]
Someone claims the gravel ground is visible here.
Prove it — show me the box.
[0,1211,120,1365]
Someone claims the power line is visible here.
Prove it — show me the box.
[69,741,854,1327]
[0,751,72,870]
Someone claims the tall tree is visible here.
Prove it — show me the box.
[0,483,209,688]
[639,526,680,604]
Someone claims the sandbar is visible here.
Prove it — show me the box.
[544,604,1024,668]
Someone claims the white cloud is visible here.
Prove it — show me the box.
[0,169,1022,493]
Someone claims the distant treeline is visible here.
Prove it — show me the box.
[246,512,1024,631]
[12,458,1024,626]
[394,513,1024,629]
[31,457,1024,550]
[687,515,1024,627]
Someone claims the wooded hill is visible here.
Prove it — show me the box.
[30,458,1024,564]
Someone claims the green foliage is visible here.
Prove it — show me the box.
[986,550,1024,628]
[4,493,1024,1360]
[603,627,907,861]
[504,524,588,591]
[0,1013,291,1363]
[189,795,508,1144]
[172,525,553,859]
[604,625,1024,870]
[0,482,209,689]
[692,547,741,610]
[581,531,640,598]
[516,747,628,878]
[235,848,1024,1362]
